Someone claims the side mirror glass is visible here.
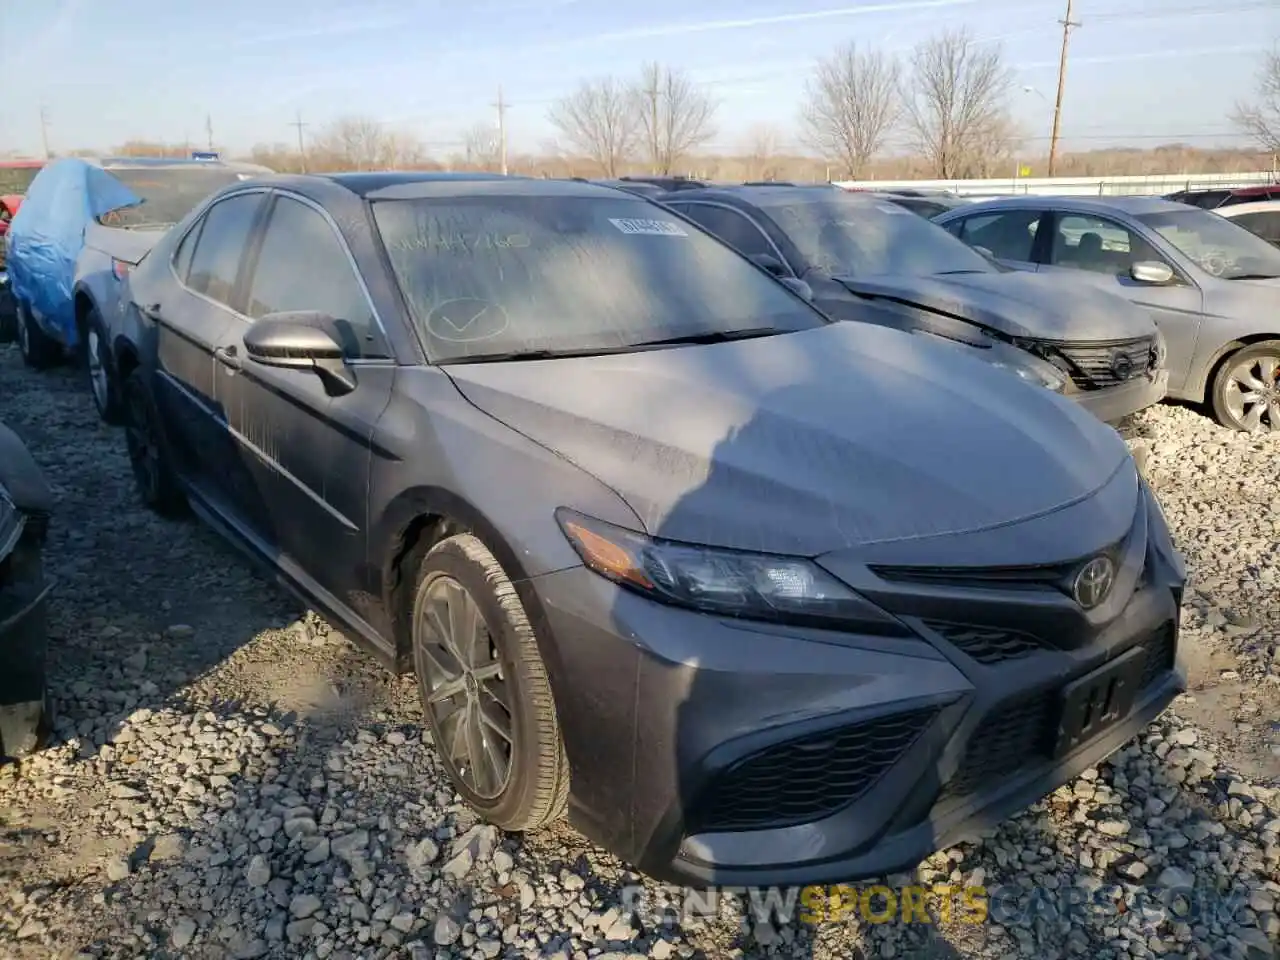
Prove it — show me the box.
[243,311,356,394]
[1130,260,1174,285]
[780,277,814,302]
[749,252,789,278]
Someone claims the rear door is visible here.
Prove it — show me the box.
[213,191,395,606]
[1038,210,1204,393]
[941,208,1044,272]
[146,189,267,511]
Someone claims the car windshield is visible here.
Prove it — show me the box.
[1136,208,1280,280]
[371,193,827,362]
[755,194,995,278]
[98,167,258,228]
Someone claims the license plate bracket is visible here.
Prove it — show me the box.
[1053,644,1148,758]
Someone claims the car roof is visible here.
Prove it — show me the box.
[249,171,644,202]
[936,194,1192,217]
[657,184,847,206]
[1218,199,1280,216]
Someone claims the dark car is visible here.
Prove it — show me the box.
[586,178,667,199]
[0,420,54,762]
[113,171,1185,886]
[934,195,1280,432]
[1163,184,1280,210]
[660,185,1169,424]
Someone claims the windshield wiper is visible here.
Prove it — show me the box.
[933,269,989,275]
[629,326,788,348]
[441,345,640,364]
[1227,273,1280,281]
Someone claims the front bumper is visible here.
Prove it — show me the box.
[1068,369,1168,424]
[531,490,1184,887]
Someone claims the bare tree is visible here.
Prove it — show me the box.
[548,78,637,176]
[628,63,717,174]
[903,28,1016,178]
[741,124,785,181]
[1231,44,1280,153]
[461,122,502,169]
[799,44,901,179]
[312,116,390,170]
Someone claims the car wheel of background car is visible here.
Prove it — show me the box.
[15,301,61,370]
[84,309,123,424]
[122,368,186,516]
[0,690,52,763]
[411,533,569,831]
[1209,340,1280,433]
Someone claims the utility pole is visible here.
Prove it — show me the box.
[205,114,214,152]
[1047,0,1080,178]
[289,110,309,172]
[493,85,508,175]
[39,106,51,159]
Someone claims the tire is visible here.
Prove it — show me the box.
[411,533,569,831]
[1209,340,1280,432]
[84,308,124,424]
[122,367,187,516]
[15,301,62,370]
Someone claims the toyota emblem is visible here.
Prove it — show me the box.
[1072,556,1116,609]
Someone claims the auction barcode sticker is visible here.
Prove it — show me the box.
[608,218,689,237]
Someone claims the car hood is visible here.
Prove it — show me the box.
[833,270,1156,342]
[82,222,169,266]
[443,322,1130,557]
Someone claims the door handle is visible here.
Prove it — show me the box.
[213,345,242,371]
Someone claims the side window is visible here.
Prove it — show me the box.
[172,218,202,283]
[244,196,387,359]
[186,193,264,306]
[955,211,1041,261]
[1233,212,1280,246]
[1048,214,1164,275]
[678,204,776,261]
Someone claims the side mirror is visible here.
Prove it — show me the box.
[749,252,789,278]
[1130,261,1174,285]
[243,311,356,395]
[780,277,814,302]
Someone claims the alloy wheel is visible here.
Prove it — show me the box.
[1223,352,1280,432]
[87,328,108,412]
[415,575,514,799]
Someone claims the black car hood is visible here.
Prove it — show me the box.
[833,270,1156,342]
[443,322,1130,557]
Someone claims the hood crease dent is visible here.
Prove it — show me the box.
[444,323,1132,558]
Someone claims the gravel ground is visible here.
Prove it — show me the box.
[1,344,1278,960]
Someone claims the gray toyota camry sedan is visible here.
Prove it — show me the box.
[111,172,1186,886]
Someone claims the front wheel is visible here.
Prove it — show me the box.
[122,367,187,516]
[412,534,569,831]
[85,309,123,424]
[1210,340,1280,432]
[16,301,61,370]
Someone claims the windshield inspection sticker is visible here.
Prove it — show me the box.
[608,217,689,237]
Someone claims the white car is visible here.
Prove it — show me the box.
[1216,200,1280,249]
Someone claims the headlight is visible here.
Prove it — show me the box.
[915,330,1067,392]
[555,509,905,633]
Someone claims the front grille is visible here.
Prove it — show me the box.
[938,622,1177,803]
[1056,337,1157,390]
[924,621,1049,665]
[690,707,938,832]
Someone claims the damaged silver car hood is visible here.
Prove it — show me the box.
[444,322,1131,557]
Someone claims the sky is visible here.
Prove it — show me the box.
[1,0,1276,160]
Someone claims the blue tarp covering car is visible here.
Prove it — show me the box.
[6,158,141,353]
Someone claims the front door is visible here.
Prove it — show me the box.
[214,192,395,611]
[1038,211,1204,393]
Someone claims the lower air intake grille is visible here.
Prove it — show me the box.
[690,707,938,833]
[924,622,1049,665]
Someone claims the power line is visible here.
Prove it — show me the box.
[1047,0,1080,176]
[289,110,309,172]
